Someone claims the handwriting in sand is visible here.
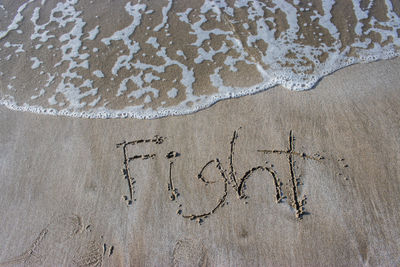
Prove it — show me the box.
[116,129,333,222]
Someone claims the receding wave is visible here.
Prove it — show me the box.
[0,0,399,118]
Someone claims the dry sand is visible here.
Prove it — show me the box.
[1,57,400,266]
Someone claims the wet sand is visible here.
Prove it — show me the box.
[1,0,399,118]
[0,57,400,266]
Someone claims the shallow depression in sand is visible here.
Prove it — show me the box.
[0,0,399,118]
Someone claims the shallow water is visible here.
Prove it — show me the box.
[0,0,399,118]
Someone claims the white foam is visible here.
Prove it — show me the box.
[30,57,43,69]
[93,70,104,78]
[86,26,100,40]
[176,8,192,24]
[88,96,101,107]
[102,3,146,76]
[4,42,24,53]
[0,0,399,120]
[30,7,55,42]
[144,72,160,83]
[0,0,34,40]
[145,37,160,49]
[167,88,178,98]
[200,0,234,22]
[194,42,229,64]
[143,95,152,103]
[188,14,232,47]
[45,73,56,87]
[176,50,187,59]
[30,89,46,100]
[48,94,58,105]
[117,73,143,96]
[153,0,172,32]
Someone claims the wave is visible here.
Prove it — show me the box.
[0,0,399,119]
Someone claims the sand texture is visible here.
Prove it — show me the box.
[0,57,399,266]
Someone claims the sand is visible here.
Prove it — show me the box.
[0,57,399,266]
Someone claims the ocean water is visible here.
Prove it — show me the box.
[0,0,399,119]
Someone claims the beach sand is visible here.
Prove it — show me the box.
[0,57,400,266]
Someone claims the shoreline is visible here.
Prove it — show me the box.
[1,56,400,265]
[1,0,400,120]
[0,56,399,120]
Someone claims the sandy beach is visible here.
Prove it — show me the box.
[1,0,400,266]
[1,57,400,266]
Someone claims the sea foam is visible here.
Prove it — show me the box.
[0,0,399,119]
